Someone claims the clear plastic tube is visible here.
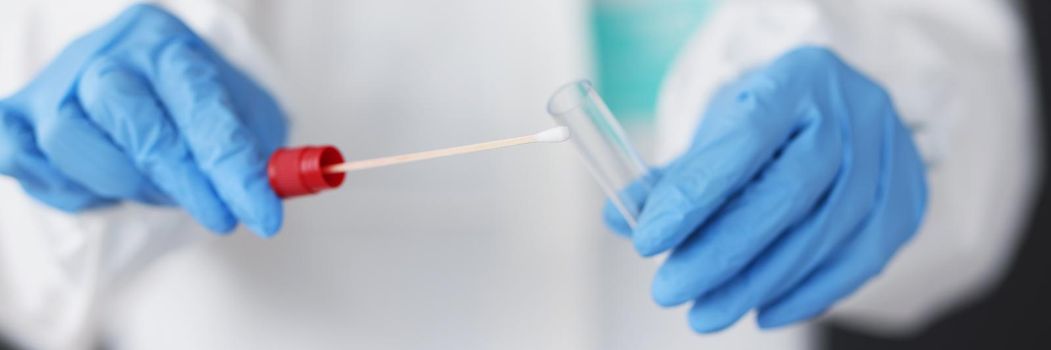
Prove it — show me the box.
[547,80,652,227]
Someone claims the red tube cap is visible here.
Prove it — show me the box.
[268,145,346,198]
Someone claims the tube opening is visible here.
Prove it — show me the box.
[319,147,346,188]
[547,80,595,117]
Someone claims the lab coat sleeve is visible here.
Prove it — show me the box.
[0,1,287,348]
[655,0,1041,336]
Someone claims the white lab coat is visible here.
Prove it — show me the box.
[0,0,1038,349]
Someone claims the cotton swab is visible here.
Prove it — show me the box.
[323,126,571,174]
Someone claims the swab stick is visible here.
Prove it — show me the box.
[323,126,570,174]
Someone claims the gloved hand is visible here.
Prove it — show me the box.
[0,4,287,237]
[606,47,928,332]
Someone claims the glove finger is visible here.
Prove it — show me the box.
[685,143,874,333]
[78,58,238,234]
[0,106,110,211]
[10,147,114,212]
[684,68,896,331]
[756,121,927,328]
[751,73,897,306]
[211,55,288,154]
[153,40,282,237]
[603,200,633,236]
[603,169,661,237]
[33,97,161,201]
[605,74,753,240]
[652,104,842,308]
[631,71,807,257]
[633,48,856,257]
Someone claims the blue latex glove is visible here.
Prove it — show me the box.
[0,4,287,237]
[606,47,927,332]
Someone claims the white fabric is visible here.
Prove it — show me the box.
[0,0,1038,349]
[658,0,1040,336]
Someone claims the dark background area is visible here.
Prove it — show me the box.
[822,1,1051,348]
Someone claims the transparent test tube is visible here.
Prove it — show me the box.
[547,80,652,227]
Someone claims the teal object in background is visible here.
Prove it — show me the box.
[592,0,715,122]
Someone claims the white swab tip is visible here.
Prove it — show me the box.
[535,126,571,143]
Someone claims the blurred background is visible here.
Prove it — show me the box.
[1,0,1048,349]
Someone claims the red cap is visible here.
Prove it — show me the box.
[268,145,346,198]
